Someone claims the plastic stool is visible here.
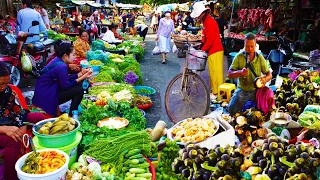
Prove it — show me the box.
[218,83,236,102]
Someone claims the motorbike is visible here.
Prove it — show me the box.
[0,20,55,86]
[267,35,300,78]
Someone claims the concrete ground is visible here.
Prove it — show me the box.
[20,30,230,128]
[140,31,229,128]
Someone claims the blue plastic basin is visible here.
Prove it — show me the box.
[134,86,156,97]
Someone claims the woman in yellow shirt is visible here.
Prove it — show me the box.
[74,29,91,58]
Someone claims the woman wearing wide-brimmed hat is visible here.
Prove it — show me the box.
[156,11,175,64]
[191,2,224,99]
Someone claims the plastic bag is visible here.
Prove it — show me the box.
[172,44,178,53]
[86,50,107,63]
[92,40,105,51]
[59,100,71,113]
[152,42,161,55]
[21,51,32,72]
[304,105,320,114]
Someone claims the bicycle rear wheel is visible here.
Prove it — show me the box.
[165,72,210,124]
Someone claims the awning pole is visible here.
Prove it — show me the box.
[227,0,235,38]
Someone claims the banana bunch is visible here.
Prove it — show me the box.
[38,114,76,135]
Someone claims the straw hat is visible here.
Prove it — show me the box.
[191,1,210,18]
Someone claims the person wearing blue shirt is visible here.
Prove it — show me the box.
[16,0,47,43]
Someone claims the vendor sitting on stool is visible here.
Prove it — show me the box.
[227,33,272,115]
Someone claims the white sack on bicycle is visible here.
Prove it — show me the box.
[172,44,178,53]
[152,42,161,55]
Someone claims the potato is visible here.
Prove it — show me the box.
[172,117,217,143]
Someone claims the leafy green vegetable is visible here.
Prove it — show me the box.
[298,111,320,129]
[90,83,136,96]
[312,76,320,85]
[101,65,125,83]
[79,101,146,153]
[117,42,145,61]
[95,71,113,82]
[136,88,153,95]
[84,131,151,164]
[157,138,187,180]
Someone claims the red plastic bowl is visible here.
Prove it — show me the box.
[137,102,153,110]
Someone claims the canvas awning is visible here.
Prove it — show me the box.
[115,3,143,9]
[56,3,76,8]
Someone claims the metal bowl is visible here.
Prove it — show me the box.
[32,118,80,148]
[270,112,292,127]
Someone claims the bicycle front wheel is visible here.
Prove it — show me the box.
[165,72,210,124]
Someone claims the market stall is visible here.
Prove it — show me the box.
[10,2,320,179]
[13,56,320,180]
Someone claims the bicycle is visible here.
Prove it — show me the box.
[165,38,210,124]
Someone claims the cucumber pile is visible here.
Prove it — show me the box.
[121,149,152,180]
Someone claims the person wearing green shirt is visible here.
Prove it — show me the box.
[228,33,272,115]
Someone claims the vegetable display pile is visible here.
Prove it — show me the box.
[120,149,152,179]
[79,101,146,153]
[89,60,103,66]
[117,41,145,61]
[38,114,76,135]
[298,111,320,130]
[47,30,76,42]
[67,164,94,180]
[105,44,121,51]
[233,109,266,147]
[171,143,244,180]
[84,131,151,167]
[275,71,320,120]
[93,54,143,85]
[134,95,152,106]
[171,117,217,143]
[124,71,139,85]
[93,89,134,106]
[312,76,320,85]
[136,88,153,95]
[90,84,136,97]
[67,157,116,180]
[22,150,66,174]
[242,133,320,180]
[156,138,186,180]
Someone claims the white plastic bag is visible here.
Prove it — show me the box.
[152,42,161,55]
[172,44,178,53]
[21,51,32,72]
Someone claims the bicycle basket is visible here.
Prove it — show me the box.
[188,50,208,71]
